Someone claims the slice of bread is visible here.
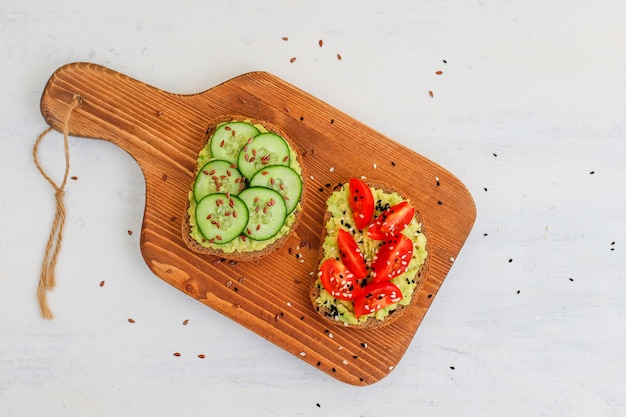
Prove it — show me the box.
[181,115,306,261]
[309,181,428,330]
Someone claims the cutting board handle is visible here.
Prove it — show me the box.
[39,62,206,170]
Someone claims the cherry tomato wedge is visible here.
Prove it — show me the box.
[348,178,374,230]
[319,258,360,300]
[367,201,415,240]
[371,234,414,283]
[353,281,403,318]
[337,228,367,279]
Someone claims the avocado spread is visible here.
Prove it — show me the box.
[188,120,303,253]
[314,184,428,325]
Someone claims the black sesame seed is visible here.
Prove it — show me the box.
[391,161,396,167]
[332,367,336,373]
[437,201,443,205]
[318,187,324,192]
[316,361,321,366]
[300,116,304,121]
[330,119,334,124]
[427,294,433,298]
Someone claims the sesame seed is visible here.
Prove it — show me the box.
[373,163,377,169]
[329,166,335,172]
[388,365,394,370]
[287,302,292,307]
[299,351,306,357]
[342,359,349,365]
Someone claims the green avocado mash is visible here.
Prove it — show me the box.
[314,184,428,325]
[188,120,302,253]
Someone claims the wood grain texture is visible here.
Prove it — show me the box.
[39,62,476,385]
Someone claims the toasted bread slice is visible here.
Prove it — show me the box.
[181,115,306,261]
[310,181,428,329]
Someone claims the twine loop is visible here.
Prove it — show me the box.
[33,94,82,319]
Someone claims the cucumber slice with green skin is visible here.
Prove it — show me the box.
[195,193,249,244]
[237,132,290,179]
[249,165,302,214]
[193,160,246,202]
[238,187,287,241]
[209,122,260,164]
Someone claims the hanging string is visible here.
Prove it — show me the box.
[32,94,83,319]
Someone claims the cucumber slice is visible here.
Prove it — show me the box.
[237,133,290,179]
[238,187,287,241]
[209,122,260,164]
[195,193,249,244]
[193,160,245,202]
[249,166,302,214]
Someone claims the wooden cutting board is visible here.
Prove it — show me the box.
[40,62,476,385]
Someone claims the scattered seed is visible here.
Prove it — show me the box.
[281,36,288,41]
[127,230,133,236]
[450,365,455,370]
[429,90,434,98]
[337,53,342,60]
[99,280,105,287]
[183,319,189,326]
[509,258,513,263]
[290,57,297,63]
[173,352,181,357]
[127,318,135,323]
[319,39,323,47]
[162,173,168,181]
[436,70,443,75]
[197,354,206,359]
[71,176,78,180]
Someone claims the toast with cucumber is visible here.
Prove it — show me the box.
[182,116,306,260]
[310,178,428,329]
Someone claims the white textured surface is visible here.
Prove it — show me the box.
[2,1,626,416]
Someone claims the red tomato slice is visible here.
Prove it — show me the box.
[371,234,414,282]
[337,228,367,279]
[348,178,374,230]
[353,281,403,318]
[367,201,415,240]
[319,258,360,300]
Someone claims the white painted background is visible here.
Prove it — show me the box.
[2,1,625,416]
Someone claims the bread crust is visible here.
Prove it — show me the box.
[181,115,306,261]
[309,181,428,330]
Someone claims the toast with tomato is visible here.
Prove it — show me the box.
[182,116,306,261]
[310,178,428,329]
